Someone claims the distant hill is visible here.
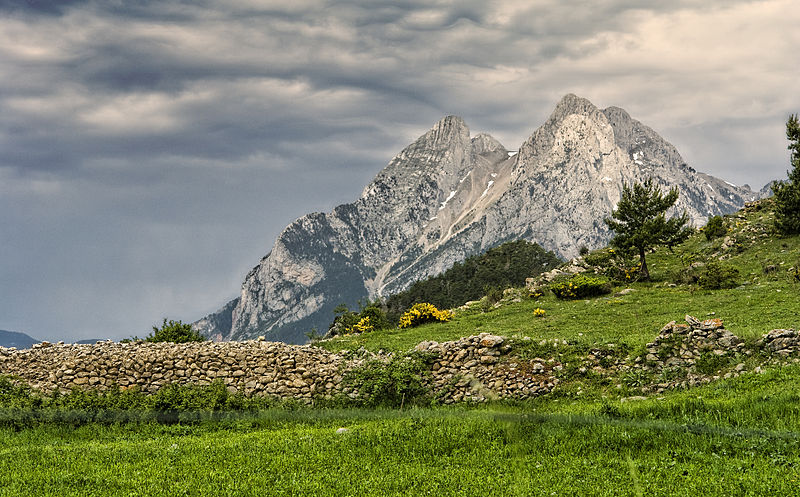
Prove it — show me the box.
[0,329,40,349]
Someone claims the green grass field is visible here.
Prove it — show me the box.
[2,200,799,496]
[2,364,799,496]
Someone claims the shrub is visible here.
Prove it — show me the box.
[583,248,616,268]
[697,261,739,290]
[550,274,612,299]
[484,286,505,304]
[358,304,390,330]
[341,352,432,407]
[141,319,206,343]
[695,352,733,375]
[579,245,589,256]
[704,215,727,241]
[398,303,453,329]
[584,249,643,284]
[328,301,390,337]
[621,369,652,389]
[0,376,37,409]
[607,261,642,284]
[350,316,374,334]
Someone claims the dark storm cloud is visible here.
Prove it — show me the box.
[1,0,798,341]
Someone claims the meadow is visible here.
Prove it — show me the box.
[1,363,799,496]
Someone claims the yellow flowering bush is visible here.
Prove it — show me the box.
[398,303,453,329]
[348,316,374,334]
[533,308,546,317]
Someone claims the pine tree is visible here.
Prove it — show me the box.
[604,178,692,280]
[773,114,800,235]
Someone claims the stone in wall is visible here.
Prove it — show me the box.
[416,333,558,404]
[758,329,800,356]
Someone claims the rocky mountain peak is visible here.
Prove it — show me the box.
[195,95,760,344]
[429,115,469,140]
[552,93,601,118]
[471,133,507,155]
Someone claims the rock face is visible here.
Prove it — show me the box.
[195,94,760,343]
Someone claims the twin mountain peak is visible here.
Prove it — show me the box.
[193,94,759,344]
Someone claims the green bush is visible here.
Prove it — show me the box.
[341,352,432,407]
[550,274,612,299]
[583,249,615,268]
[327,301,390,337]
[697,261,740,290]
[0,376,38,409]
[704,215,727,241]
[583,249,642,284]
[131,319,206,343]
[484,286,504,305]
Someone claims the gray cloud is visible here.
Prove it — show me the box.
[1,0,798,341]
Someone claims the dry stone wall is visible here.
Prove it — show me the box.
[0,340,343,400]
[0,333,556,403]
[415,334,557,403]
[642,316,745,370]
[758,329,800,357]
[1,320,798,403]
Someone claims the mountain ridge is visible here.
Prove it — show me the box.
[0,329,40,349]
[194,94,760,344]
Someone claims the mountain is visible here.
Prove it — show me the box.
[0,329,39,349]
[194,94,759,344]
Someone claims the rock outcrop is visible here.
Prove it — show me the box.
[196,95,760,343]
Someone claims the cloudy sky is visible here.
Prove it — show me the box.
[2,0,798,342]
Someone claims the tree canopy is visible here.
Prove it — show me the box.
[773,114,800,235]
[145,319,206,343]
[385,240,562,315]
[604,178,692,279]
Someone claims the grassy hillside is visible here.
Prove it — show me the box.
[320,199,799,354]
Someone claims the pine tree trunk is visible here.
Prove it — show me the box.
[639,246,650,280]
